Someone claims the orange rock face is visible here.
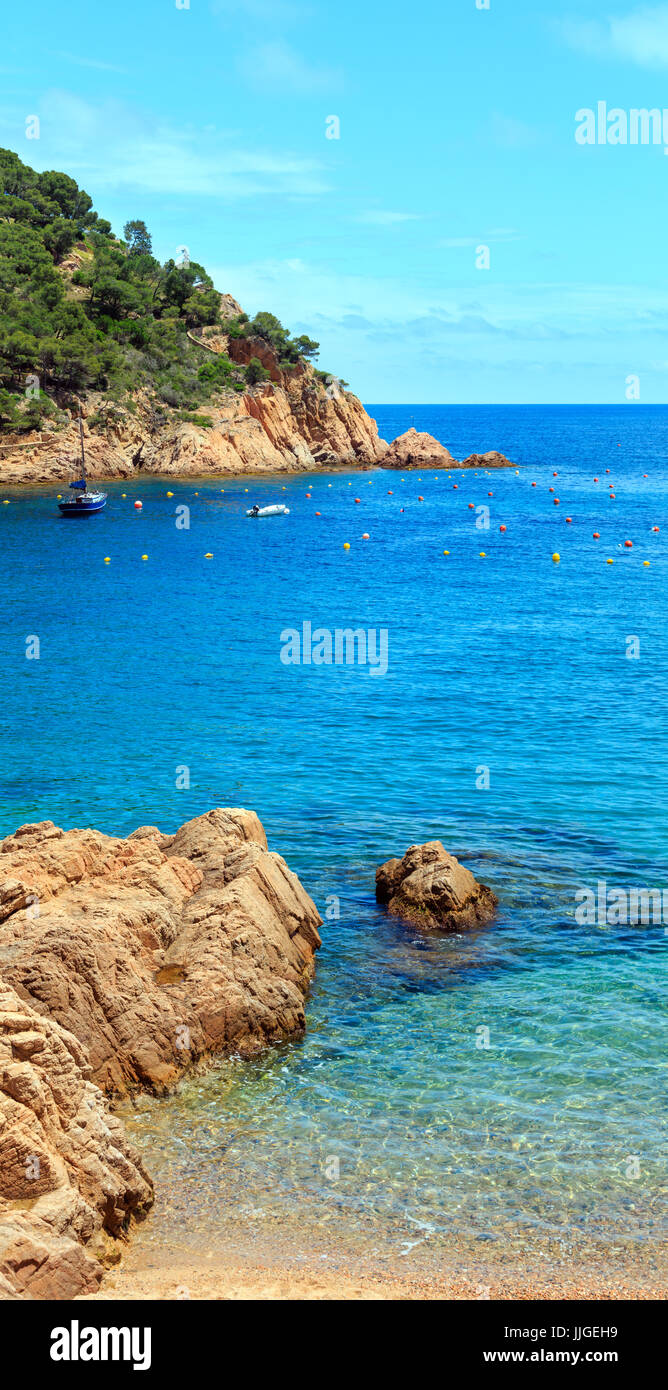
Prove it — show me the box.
[0,809,322,1297]
[382,428,457,469]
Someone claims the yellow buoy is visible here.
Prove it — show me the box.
[104,556,110,563]
[167,490,174,497]
[607,558,614,564]
[122,493,127,498]
[443,550,450,555]
[56,494,62,499]
[141,554,148,560]
[343,542,351,550]
[643,560,650,566]
[552,553,560,562]
[479,551,486,557]
[205,552,213,558]
[2,500,9,505]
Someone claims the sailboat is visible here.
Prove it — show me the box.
[58,409,107,516]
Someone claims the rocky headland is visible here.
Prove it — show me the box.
[0,809,322,1298]
[376,841,497,932]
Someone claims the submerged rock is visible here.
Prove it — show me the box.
[460,450,514,469]
[0,809,322,1297]
[376,841,497,932]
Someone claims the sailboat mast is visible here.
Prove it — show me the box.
[78,408,87,489]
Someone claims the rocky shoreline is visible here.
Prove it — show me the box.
[0,810,322,1298]
[0,313,514,489]
[0,815,499,1300]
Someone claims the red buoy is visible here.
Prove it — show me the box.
[134,501,142,510]
[593,532,600,539]
[624,539,633,547]
[499,524,507,532]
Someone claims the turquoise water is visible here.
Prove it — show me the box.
[1,404,667,1263]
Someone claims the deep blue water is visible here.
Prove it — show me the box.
[1,404,666,1263]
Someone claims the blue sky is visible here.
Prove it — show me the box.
[2,0,668,402]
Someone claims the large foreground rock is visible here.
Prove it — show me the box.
[0,809,322,1095]
[0,809,322,1298]
[0,984,152,1300]
[382,428,457,468]
[376,841,497,932]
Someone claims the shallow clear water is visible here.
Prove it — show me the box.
[1,404,667,1264]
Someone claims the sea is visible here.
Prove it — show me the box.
[1,404,666,1276]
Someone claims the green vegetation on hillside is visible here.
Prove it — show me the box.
[0,148,324,433]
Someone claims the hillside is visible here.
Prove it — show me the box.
[0,147,388,479]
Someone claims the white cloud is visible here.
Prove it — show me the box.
[356,211,422,226]
[56,51,128,74]
[2,90,330,199]
[559,5,668,68]
[438,229,522,249]
[238,40,341,93]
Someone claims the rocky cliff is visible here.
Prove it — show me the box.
[0,301,389,485]
[0,809,322,1297]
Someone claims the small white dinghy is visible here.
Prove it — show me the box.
[246,503,290,517]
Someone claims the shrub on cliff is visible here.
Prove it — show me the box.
[246,356,270,386]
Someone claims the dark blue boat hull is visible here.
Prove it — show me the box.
[58,494,107,515]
